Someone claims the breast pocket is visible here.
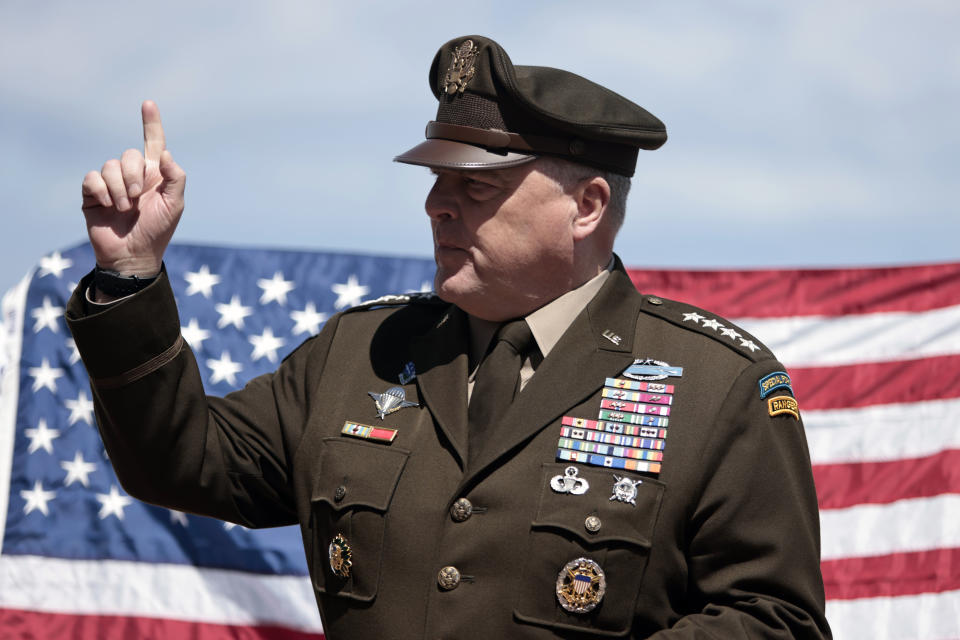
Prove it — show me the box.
[309,437,410,602]
[514,463,665,637]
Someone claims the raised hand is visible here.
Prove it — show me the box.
[81,100,186,279]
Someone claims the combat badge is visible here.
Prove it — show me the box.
[550,466,590,495]
[368,386,418,419]
[329,533,353,578]
[556,557,606,614]
[768,395,800,420]
[609,474,643,506]
[759,371,793,399]
[444,39,479,94]
[623,358,683,381]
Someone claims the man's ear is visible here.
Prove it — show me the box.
[571,176,611,241]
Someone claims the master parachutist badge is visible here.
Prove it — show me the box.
[556,557,606,613]
[444,39,479,95]
[329,533,352,578]
[610,474,643,506]
[368,386,418,419]
[550,466,589,495]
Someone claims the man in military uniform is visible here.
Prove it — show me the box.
[70,35,831,638]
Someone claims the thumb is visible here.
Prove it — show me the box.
[158,149,186,204]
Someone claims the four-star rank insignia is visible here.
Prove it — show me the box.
[444,39,479,94]
[368,386,418,419]
[556,557,606,614]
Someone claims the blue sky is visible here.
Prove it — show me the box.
[1,1,957,295]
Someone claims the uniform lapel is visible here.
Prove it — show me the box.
[463,262,643,482]
[410,305,470,468]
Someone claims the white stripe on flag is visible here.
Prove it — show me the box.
[804,397,960,465]
[735,303,960,367]
[820,494,960,561]
[0,554,323,632]
[825,588,960,640]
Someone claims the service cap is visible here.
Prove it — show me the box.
[394,35,667,177]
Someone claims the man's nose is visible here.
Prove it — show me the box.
[424,174,459,221]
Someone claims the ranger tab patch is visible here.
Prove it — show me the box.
[767,396,800,420]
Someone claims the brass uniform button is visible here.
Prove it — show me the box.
[334,485,346,502]
[584,515,602,533]
[647,296,664,305]
[450,498,473,522]
[437,565,461,590]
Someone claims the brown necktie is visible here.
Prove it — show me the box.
[468,319,535,467]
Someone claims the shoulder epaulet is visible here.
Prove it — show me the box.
[343,291,445,313]
[638,294,774,362]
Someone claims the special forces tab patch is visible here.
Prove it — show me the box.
[768,395,800,420]
[759,371,793,399]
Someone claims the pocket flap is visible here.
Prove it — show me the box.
[532,463,664,547]
[311,437,410,511]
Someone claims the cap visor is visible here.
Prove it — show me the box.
[394,139,536,171]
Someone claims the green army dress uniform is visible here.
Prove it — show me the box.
[66,257,829,638]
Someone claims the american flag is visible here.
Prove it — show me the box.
[0,243,957,638]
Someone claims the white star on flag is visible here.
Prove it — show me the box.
[181,318,212,351]
[682,312,705,324]
[169,510,189,527]
[20,481,57,516]
[223,522,237,531]
[332,275,369,309]
[65,390,95,426]
[184,265,221,298]
[290,302,326,336]
[61,451,98,487]
[65,338,81,365]
[215,295,253,329]
[28,358,65,393]
[25,419,60,454]
[407,281,433,293]
[207,351,243,386]
[96,485,133,520]
[701,318,724,331]
[250,327,286,363]
[31,297,63,333]
[257,272,295,305]
[720,327,742,340]
[37,251,73,278]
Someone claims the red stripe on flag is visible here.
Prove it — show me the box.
[814,450,960,510]
[626,262,960,317]
[791,354,960,411]
[0,609,324,640]
[821,547,960,600]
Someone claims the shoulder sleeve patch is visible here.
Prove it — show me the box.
[758,371,793,399]
[767,395,800,420]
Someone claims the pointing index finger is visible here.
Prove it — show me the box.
[142,100,166,163]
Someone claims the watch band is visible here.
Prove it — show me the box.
[92,265,159,297]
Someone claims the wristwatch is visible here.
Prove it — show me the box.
[92,265,159,297]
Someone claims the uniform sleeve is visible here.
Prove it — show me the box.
[649,359,832,639]
[65,268,338,528]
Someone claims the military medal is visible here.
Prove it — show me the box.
[550,466,589,495]
[556,557,606,614]
[610,474,643,506]
[367,386,418,419]
[329,533,352,578]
